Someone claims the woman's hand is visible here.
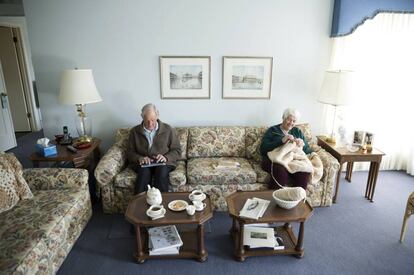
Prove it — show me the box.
[282,134,295,143]
[295,138,304,148]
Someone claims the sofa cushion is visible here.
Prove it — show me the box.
[248,160,269,183]
[0,188,88,273]
[295,123,314,145]
[114,161,187,188]
[187,127,246,158]
[245,126,268,162]
[0,153,33,200]
[115,128,131,149]
[175,128,188,160]
[187,157,257,185]
[0,168,20,213]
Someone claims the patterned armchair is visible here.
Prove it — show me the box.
[0,153,92,274]
[95,124,340,213]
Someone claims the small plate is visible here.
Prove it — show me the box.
[146,208,166,220]
[347,145,359,153]
[189,193,206,201]
[168,200,188,211]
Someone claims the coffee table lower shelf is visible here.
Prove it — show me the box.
[231,224,304,261]
[134,229,207,263]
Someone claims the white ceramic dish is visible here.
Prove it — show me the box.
[194,202,206,211]
[168,200,188,211]
[347,145,359,153]
[146,207,166,220]
[189,193,206,202]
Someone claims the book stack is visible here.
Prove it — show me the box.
[243,224,285,250]
[148,225,183,255]
[239,197,270,220]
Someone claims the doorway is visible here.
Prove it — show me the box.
[0,25,34,145]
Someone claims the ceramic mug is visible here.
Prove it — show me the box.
[186,205,196,216]
[190,190,204,201]
[148,205,164,216]
[193,200,206,211]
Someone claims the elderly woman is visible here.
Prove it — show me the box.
[128,103,181,194]
[260,108,312,190]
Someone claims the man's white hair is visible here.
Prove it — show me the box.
[282,108,300,121]
[141,103,159,118]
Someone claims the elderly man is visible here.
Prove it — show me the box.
[128,103,181,194]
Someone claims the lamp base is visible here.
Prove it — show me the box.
[77,135,92,143]
[325,136,336,144]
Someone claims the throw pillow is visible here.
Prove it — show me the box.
[0,153,33,200]
[0,162,20,213]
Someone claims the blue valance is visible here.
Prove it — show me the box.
[331,0,414,37]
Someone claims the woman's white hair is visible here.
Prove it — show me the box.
[141,103,159,118]
[282,108,300,121]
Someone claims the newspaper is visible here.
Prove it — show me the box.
[239,197,270,220]
[243,224,285,250]
[148,225,183,253]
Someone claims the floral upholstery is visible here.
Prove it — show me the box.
[187,127,245,158]
[95,125,339,213]
[187,157,256,185]
[0,168,91,274]
[0,154,33,214]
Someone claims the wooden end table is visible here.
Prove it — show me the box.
[316,136,385,203]
[125,192,213,263]
[226,190,313,262]
[30,138,101,201]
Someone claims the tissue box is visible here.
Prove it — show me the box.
[35,144,57,157]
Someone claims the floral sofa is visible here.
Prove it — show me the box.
[95,124,340,213]
[0,153,92,274]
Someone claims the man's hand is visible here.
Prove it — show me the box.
[153,154,167,163]
[139,157,152,165]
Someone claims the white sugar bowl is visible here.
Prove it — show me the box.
[146,185,162,206]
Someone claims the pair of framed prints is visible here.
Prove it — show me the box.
[159,56,273,99]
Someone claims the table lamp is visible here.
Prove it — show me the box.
[59,69,102,143]
[317,70,354,144]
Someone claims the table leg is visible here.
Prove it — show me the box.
[134,225,145,264]
[333,163,343,203]
[236,221,245,262]
[365,162,375,199]
[345,162,354,182]
[295,222,305,258]
[197,223,207,262]
[369,162,380,202]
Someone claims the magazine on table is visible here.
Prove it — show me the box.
[148,239,180,255]
[243,224,285,250]
[148,225,183,253]
[239,197,270,220]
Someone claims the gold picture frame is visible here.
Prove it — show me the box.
[159,56,211,99]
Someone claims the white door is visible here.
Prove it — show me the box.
[0,61,17,151]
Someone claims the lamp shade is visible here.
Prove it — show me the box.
[318,70,354,106]
[59,69,102,105]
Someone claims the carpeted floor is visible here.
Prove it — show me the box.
[58,171,414,275]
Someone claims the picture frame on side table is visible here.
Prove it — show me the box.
[222,56,273,99]
[352,131,366,146]
[159,56,211,99]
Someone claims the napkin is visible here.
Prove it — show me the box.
[37,138,50,147]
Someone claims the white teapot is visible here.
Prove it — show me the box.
[146,185,162,206]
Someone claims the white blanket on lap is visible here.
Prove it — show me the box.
[267,142,323,184]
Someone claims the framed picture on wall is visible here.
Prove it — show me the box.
[159,56,211,99]
[222,56,273,99]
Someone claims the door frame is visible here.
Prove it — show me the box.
[0,17,42,132]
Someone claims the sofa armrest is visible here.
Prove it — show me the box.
[94,145,127,188]
[314,145,340,174]
[23,168,89,190]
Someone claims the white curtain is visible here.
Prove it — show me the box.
[327,13,414,174]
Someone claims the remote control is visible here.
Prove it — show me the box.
[67,145,77,153]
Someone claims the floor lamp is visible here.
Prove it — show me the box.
[59,69,102,143]
[318,70,354,144]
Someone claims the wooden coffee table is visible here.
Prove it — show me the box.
[226,190,313,261]
[125,192,213,263]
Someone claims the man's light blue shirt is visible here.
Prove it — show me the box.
[143,122,159,149]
